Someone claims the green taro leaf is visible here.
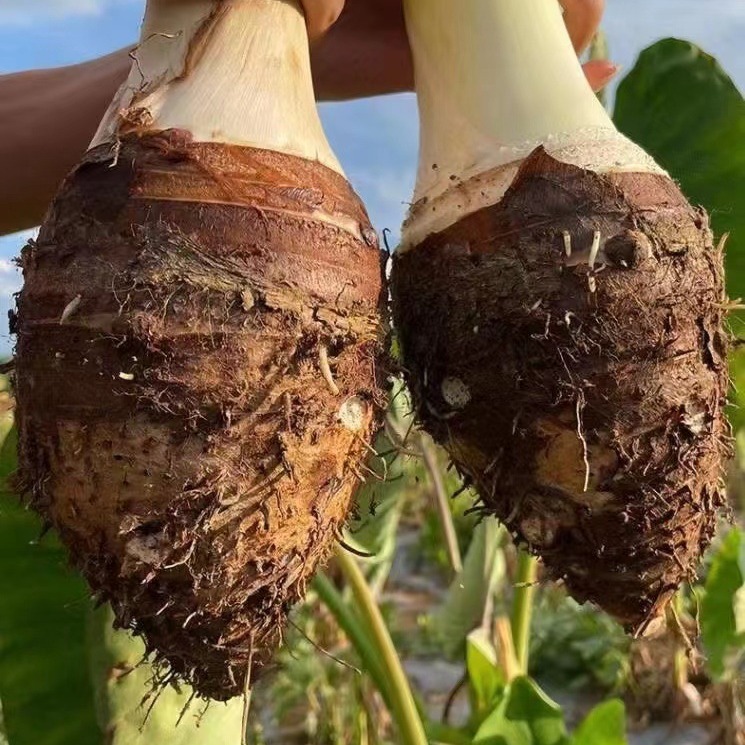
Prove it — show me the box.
[436,521,506,658]
[87,606,243,745]
[700,528,745,679]
[0,416,100,745]
[466,628,505,722]
[474,677,568,745]
[426,721,473,745]
[571,700,627,745]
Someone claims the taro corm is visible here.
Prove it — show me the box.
[391,0,731,633]
[14,0,386,700]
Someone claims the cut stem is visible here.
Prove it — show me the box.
[401,0,663,247]
[334,547,428,745]
[92,0,342,172]
[511,550,538,675]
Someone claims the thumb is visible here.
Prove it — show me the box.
[301,0,346,41]
[582,59,620,92]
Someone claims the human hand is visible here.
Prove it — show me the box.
[300,0,346,40]
[307,0,616,100]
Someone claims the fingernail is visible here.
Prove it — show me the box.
[588,60,622,89]
[602,62,622,80]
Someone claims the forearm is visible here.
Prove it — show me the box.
[0,49,132,235]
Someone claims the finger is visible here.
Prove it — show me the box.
[560,0,605,55]
[582,59,620,92]
[301,0,346,41]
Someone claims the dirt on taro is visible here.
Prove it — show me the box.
[13,131,388,700]
[392,148,731,633]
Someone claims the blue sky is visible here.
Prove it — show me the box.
[0,0,743,353]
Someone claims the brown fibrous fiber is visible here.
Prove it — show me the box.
[392,148,731,633]
[14,130,387,699]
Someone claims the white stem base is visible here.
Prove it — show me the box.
[400,0,667,249]
[401,128,666,250]
[91,0,342,174]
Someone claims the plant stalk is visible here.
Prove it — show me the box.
[670,589,691,696]
[92,0,342,172]
[588,29,610,107]
[311,572,392,709]
[419,434,463,575]
[400,0,663,248]
[511,550,538,675]
[334,547,428,745]
[494,616,520,683]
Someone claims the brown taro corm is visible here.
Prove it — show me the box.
[14,130,387,699]
[392,148,731,633]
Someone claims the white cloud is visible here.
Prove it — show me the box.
[0,0,138,25]
[0,231,30,356]
[0,257,21,356]
[1,228,37,244]
[0,230,33,296]
[0,259,21,297]
[0,228,36,254]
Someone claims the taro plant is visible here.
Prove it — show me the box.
[12,0,387,703]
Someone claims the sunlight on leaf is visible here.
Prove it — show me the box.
[436,521,506,658]
[474,677,568,745]
[87,606,243,745]
[467,628,505,721]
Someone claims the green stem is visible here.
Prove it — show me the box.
[334,547,428,745]
[670,590,690,693]
[588,29,610,107]
[311,572,393,709]
[419,434,463,575]
[495,616,520,683]
[511,550,538,675]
